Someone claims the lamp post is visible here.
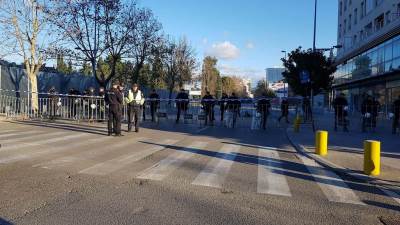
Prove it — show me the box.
[313,0,318,52]
[281,50,287,98]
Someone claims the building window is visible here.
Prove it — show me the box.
[339,1,343,16]
[339,24,342,38]
[353,35,357,45]
[361,2,365,18]
[386,11,391,25]
[354,8,358,24]
[344,19,347,34]
[360,30,364,40]
[365,0,373,14]
[344,0,347,11]
[349,14,352,30]
[365,22,372,36]
[374,14,384,31]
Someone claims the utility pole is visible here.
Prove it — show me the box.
[313,0,317,52]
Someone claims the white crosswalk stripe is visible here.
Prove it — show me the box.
[0,133,93,164]
[0,131,67,150]
[298,154,365,205]
[34,137,146,170]
[79,139,179,175]
[192,144,240,188]
[136,141,208,181]
[257,148,292,197]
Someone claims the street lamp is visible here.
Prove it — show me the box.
[281,50,287,60]
[313,0,318,52]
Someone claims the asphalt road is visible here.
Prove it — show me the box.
[0,120,398,225]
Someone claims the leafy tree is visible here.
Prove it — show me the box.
[281,47,336,97]
[56,54,69,74]
[253,79,276,98]
[201,56,220,96]
[80,62,92,76]
[221,76,248,98]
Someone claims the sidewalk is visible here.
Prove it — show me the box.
[287,113,400,190]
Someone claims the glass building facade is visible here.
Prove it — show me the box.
[333,34,400,114]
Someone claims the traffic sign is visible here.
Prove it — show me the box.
[300,70,310,84]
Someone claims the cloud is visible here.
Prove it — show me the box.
[218,64,265,80]
[206,41,240,60]
[246,42,255,49]
[202,38,208,45]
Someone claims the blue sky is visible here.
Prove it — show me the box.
[140,0,338,82]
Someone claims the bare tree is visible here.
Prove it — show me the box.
[0,0,56,111]
[164,37,197,100]
[129,8,162,83]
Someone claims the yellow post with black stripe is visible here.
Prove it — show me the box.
[315,130,328,156]
[364,140,380,176]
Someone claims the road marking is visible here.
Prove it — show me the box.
[298,154,365,205]
[79,139,179,175]
[192,144,240,188]
[0,130,17,135]
[34,137,147,170]
[0,131,68,150]
[0,133,93,164]
[257,149,292,197]
[0,130,39,139]
[136,141,208,181]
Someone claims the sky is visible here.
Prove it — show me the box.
[139,0,338,82]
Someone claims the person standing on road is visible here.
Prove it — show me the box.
[227,92,241,128]
[219,93,228,122]
[332,93,349,132]
[175,89,189,124]
[392,95,400,134]
[201,91,216,125]
[105,82,123,136]
[257,93,271,130]
[149,89,160,122]
[278,98,290,124]
[361,95,380,132]
[125,83,145,133]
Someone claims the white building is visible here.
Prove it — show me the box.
[334,0,400,112]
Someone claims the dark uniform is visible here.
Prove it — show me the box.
[227,95,241,128]
[201,93,216,125]
[361,97,380,132]
[149,91,160,122]
[175,91,189,123]
[278,99,290,123]
[219,93,228,121]
[257,97,271,130]
[392,97,400,134]
[105,87,123,136]
[332,95,349,131]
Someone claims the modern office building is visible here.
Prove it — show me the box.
[266,67,285,84]
[333,0,400,113]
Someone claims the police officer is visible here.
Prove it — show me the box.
[149,89,160,122]
[257,93,271,130]
[392,95,400,134]
[201,91,216,125]
[175,89,189,124]
[219,93,228,122]
[332,93,349,132]
[125,83,145,132]
[105,81,123,136]
[278,98,290,124]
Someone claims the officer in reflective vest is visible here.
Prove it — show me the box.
[125,83,145,132]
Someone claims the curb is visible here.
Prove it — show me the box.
[285,128,400,204]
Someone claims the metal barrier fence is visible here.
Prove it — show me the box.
[0,91,303,129]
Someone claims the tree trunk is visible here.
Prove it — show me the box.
[29,74,38,112]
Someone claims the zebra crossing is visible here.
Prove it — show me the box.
[0,128,398,207]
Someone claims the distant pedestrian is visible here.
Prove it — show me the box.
[149,89,160,122]
[393,95,400,134]
[48,86,58,120]
[125,83,145,132]
[227,93,241,128]
[219,93,228,122]
[302,97,311,121]
[361,95,380,132]
[201,91,216,125]
[175,89,189,124]
[278,98,290,124]
[105,82,123,136]
[332,93,349,132]
[256,93,271,130]
[98,87,106,121]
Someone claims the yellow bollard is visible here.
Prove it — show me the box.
[315,130,328,156]
[364,140,380,176]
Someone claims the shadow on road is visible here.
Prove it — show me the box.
[0,218,13,225]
